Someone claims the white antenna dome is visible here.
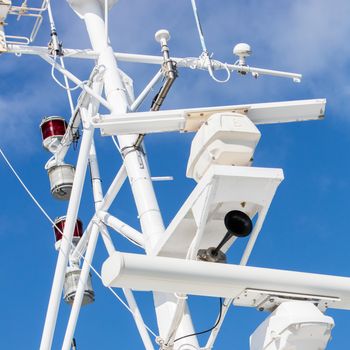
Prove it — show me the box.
[155,29,171,44]
[233,43,251,58]
[233,43,252,66]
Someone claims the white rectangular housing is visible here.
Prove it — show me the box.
[101,252,350,311]
[186,112,261,181]
[94,99,326,135]
[250,301,334,350]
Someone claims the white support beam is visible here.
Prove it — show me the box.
[154,165,283,259]
[101,252,350,311]
[40,54,112,110]
[40,117,95,350]
[93,99,326,136]
[97,211,145,247]
[6,45,302,82]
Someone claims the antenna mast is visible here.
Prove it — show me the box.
[1,1,345,350]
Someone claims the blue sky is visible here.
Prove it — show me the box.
[1,0,350,349]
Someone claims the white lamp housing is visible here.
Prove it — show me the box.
[186,112,261,182]
[63,266,95,306]
[250,301,334,350]
[47,163,75,200]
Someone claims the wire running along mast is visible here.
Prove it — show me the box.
[0,1,345,350]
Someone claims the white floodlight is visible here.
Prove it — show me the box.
[63,266,95,306]
[250,301,334,350]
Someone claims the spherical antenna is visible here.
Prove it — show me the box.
[233,43,251,58]
[155,29,171,44]
[224,210,252,237]
[233,43,252,66]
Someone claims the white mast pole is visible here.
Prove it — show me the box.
[67,0,198,348]
[70,0,165,250]
[62,121,153,349]
[40,115,94,350]
[62,105,112,350]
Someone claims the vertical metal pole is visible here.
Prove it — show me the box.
[62,86,116,348]
[69,1,164,251]
[123,289,155,350]
[61,136,107,350]
[62,222,100,350]
[67,1,198,348]
[71,165,127,262]
[63,136,154,349]
[40,120,94,350]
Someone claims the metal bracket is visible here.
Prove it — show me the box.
[234,288,340,313]
[0,0,11,52]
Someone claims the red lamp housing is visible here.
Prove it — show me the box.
[40,116,68,152]
[53,216,83,249]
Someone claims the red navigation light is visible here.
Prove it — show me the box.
[40,116,68,152]
[53,216,83,250]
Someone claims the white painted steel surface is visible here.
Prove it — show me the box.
[154,165,283,258]
[23,1,332,348]
[71,165,127,262]
[6,45,302,82]
[40,118,94,350]
[64,0,198,348]
[62,128,110,350]
[102,252,350,311]
[0,1,11,52]
[97,211,145,247]
[186,112,261,181]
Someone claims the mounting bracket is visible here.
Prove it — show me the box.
[234,288,340,313]
[0,0,11,52]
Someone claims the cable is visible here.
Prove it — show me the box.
[111,135,122,154]
[173,298,223,343]
[0,145,157,339]
[47,1,88,92]
[59,56,75,113]
[190,0,208,54]
[0,147,57,227]
[50,57,87,91]
[189,0,230,83]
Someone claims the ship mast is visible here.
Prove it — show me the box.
[1,1,347,350]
